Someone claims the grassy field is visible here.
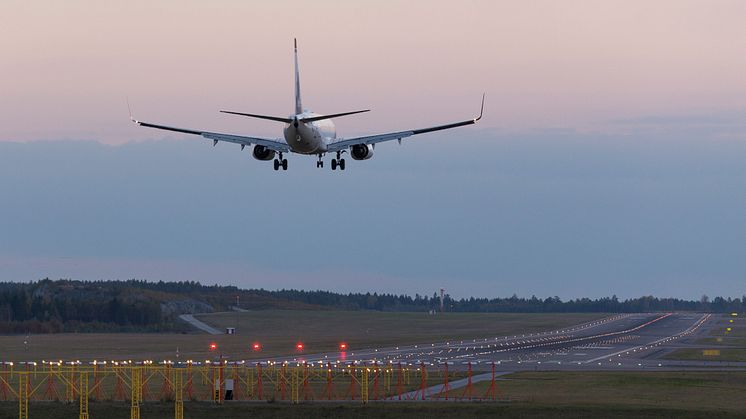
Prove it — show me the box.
[696,337,746,346]
[194,311,607,358]
[2,371,745,418]
[1,399,744,418]
[663,348,746,362]
[708,315,743,337]
[680,314,746,359]
[455,371,746,413]
[0,311,605,361]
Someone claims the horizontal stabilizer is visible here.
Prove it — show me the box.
[301,109,370,123]
[220,110,293,123]
[221,109,370,124]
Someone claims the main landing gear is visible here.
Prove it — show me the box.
[331,151,346,171]
[273,153,288,171]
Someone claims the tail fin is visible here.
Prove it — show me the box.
[294,38,303,115]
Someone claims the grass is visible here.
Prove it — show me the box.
[2,400,745,419]
[663,348,746,362]
[3,370,746,417]
[685,315,746,356]
[0,311,605,361]
[463,371,746,413]
[697,337,746,346]
[194,310,606,358]
[709,316,744,337]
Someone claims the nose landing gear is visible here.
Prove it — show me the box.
[316,154,324,168]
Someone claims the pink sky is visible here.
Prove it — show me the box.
[1,0,745,143]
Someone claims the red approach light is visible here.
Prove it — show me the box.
[209,343,217,351]
[252,343,261,351]
[339,343,348,351]
[296,342,304,351]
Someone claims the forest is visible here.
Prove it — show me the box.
[0,279,742,333]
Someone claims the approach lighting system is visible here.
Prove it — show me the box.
[209,343,217,351]
[252,343,261,351]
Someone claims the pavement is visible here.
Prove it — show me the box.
[178,314,222,335]
[254,312,746,372]
[392,371,512,400]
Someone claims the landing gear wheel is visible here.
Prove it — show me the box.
[273,159,280,171]
[316,160,324,168]
[331,159,337,170]
[282,159,288,170]
[339,159,346,170]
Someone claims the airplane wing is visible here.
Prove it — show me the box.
[133,119,291,153]
[326,95,484,153]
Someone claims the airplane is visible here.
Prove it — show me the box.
[132,39,483,171]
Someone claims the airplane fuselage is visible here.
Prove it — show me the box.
[283,112,336,154]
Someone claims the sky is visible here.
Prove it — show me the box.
[1,1,745,299]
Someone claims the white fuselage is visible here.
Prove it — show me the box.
[283,111,336,154]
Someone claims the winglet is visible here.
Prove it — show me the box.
[475,93,485,122]
[127,97,139,124]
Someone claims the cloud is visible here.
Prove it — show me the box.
[601,111,746,140]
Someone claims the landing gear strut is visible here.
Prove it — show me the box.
[316,154,324,168]
[274,153,288,171]
[331,151,346,171]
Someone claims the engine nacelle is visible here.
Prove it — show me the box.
[252,145,276,161]
[350,144,374,160]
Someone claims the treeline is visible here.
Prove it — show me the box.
[0,279,743,334]
[260,289,746,314]
[0,280,166,333]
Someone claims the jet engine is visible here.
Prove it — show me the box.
[350,144,374,160]
[252,145,276,161]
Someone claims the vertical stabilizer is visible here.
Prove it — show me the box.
[294,38,303,115]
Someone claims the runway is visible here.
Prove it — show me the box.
[264,312,745,371]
